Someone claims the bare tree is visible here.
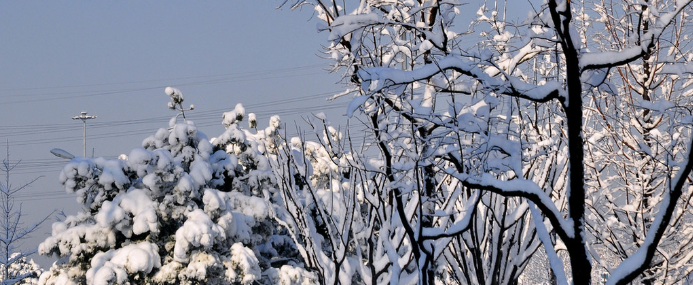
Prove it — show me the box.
[0,145,47,285]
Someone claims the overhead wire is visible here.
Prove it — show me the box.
[0,65,330,104]
[0,63,325,96]
[0,89,350,142]
[1,63,363,204]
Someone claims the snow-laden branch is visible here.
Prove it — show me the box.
[349,57,564,116]
[529,202,569,285]
[421,191,480,239]
[581,0,693,71]
[581,47,644,71]
[445,171,573,242]
[607,135,693,285]
[327,13,380,41]
[661,64,693,75]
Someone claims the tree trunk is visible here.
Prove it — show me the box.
[548,0,592,283]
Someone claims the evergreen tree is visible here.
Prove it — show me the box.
[38,88,316,285]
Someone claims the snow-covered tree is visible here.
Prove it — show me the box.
[579,0,693,283]
[271,103,545,285]
[0,254,41,285]
[281,0,693,284]
[0,146,47,285]
[38,89,315,285]
[271,115,385,285]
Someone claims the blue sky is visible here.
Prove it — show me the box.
[1,1,344,266]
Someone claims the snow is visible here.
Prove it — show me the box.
[118,189,158,235]
[164,86,181,97]
[638,99,675,114]
[169,122,197,148]
[189,154,213,186]
[39,271,77,285]
[94,201,126,233]
[223,103,246,127]
[248,112,257,128]
[418,40,434,53]
[302,0,693,283]
[661,63,693,75]
[164,87,184,108]
[580,48,643,70]
[346,95,369,117]
[202,188,226,213]
[328,13,380,41]
[86,242,161,285]
[174,209,225,262]
[226,243,261,284]
[264,265,318,285]
[127,148,154,177]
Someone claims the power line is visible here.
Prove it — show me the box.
[0,89,344,131]
[0,90,350,144]
[0,66,330,104]
[0,63,325,94]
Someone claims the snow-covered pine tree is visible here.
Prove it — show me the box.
[38,88,316,285]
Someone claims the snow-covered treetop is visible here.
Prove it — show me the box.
[39,89,315,285]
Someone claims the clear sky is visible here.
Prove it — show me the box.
[0,1,345,267]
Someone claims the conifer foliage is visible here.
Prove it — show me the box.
[38,89,314,285]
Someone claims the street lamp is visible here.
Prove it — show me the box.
[72,111,97,157]
[50,148,75,160]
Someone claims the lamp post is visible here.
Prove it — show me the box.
[50,148,75,160]
[72,111,97,157]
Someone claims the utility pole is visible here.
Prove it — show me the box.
[72,111,97,157]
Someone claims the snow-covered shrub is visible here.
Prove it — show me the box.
[0,253,42,285]
[39,93,313,285]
